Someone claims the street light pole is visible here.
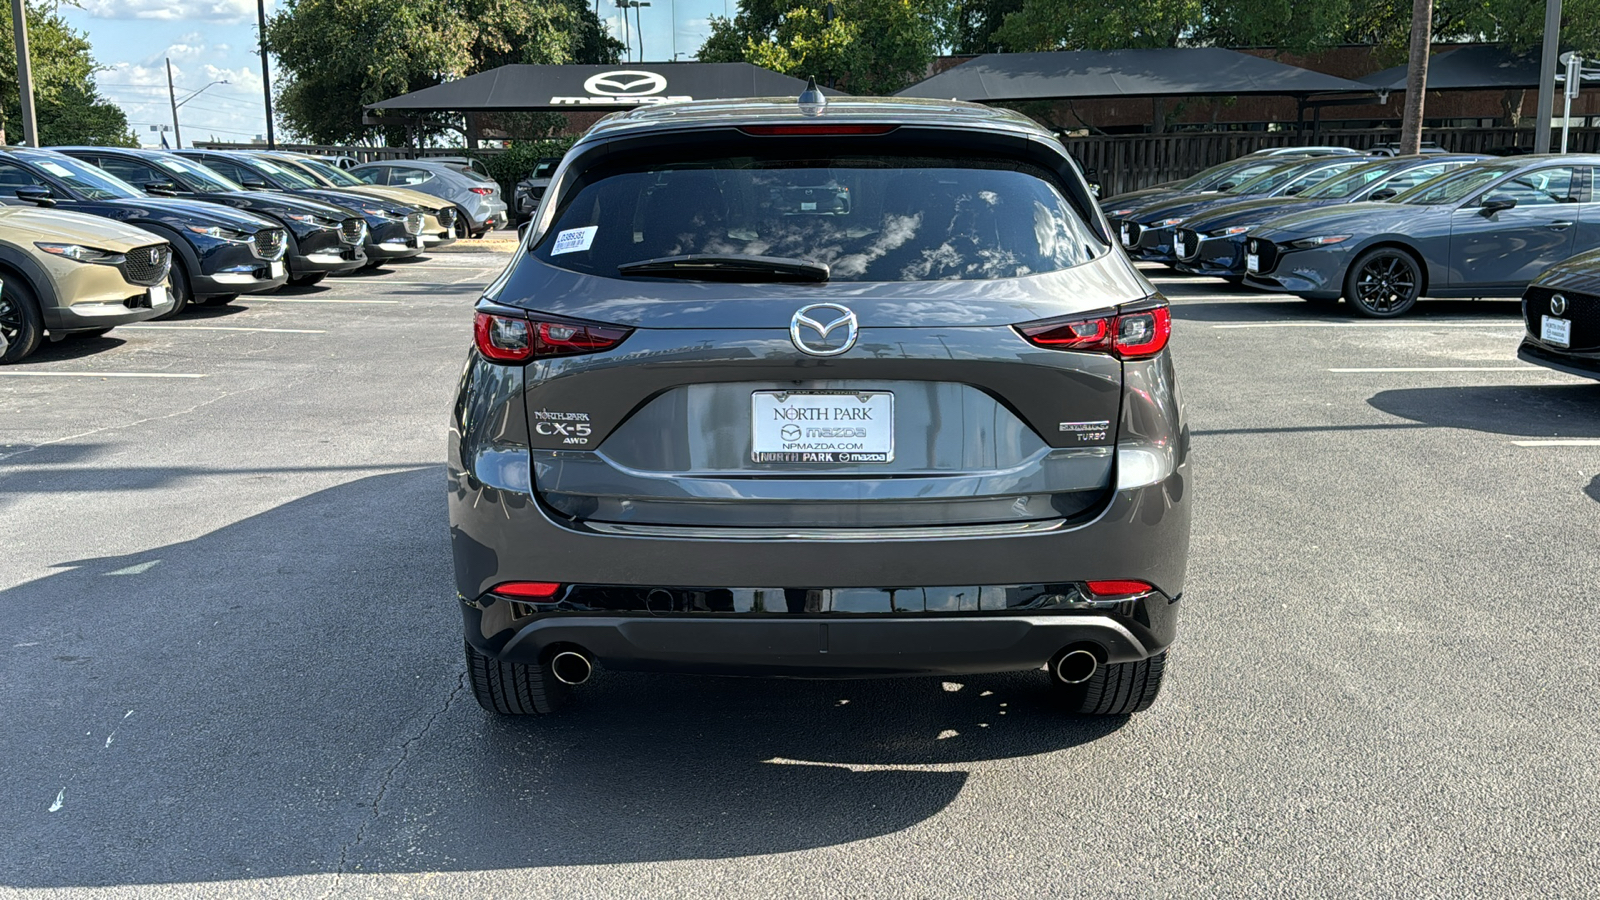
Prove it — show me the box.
[257,0,276,149]
[166,58,183,148]
[1534,0,1562,153]
[10,0,38,146]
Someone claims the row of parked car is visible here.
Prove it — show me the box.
[0,147,511,364]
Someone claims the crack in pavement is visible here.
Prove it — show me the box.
[321,671,467,897]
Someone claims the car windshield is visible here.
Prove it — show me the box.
[1230,164,1317,195]
[1181,161,1249,190]
[536,156,1107,283]
[250,156,320,189]
[154,155,243,193]
[1394,164,1517,205]
[1300,162,1400,199]
[27,154,142,200]
[295,157,364,187]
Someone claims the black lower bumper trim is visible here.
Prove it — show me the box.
[1519,341,1600,381]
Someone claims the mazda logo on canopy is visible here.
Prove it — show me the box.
[553,70,691,106]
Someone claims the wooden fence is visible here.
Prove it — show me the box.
[201,125,1600,196]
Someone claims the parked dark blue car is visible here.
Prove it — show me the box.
[1173,155,1486,280]
[56,147,368,287]
[0,148,286,315]
[1519,247,1600,380]
[1245,155,1600,316]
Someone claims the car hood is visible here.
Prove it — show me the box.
[1185,196,1326,233]
[1533,247,1600,293]
[1251,201,1436,241]
[1102,189,1188,217]
[492,247,1154,329]
[296,189,410,216]
[1131,192,1260,225]
[236,191,358,219]
[0,206,166,250]
[101,197,280,231]
[331,184,441,211]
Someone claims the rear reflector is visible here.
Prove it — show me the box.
[474,312,631,363]
[1015,303,1171,360]
[490,581,561,599]
[1086,580,1155,597]
[738,124,898,136]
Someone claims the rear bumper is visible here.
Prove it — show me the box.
[465,607,1171,677]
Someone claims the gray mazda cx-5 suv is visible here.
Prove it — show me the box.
[450,96,1192,718]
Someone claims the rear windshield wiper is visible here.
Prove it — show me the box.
[617,254,830,283]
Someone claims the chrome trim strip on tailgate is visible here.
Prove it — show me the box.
[582,519,1067,541]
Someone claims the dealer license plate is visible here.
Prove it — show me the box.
[1541,315,1571,348]
[751,391,893,464]
[1174,237,1187,257]
[148,284,168,308]
[1246,252,1260,274]
[269,261,285,279]
[1119,224,1132,246]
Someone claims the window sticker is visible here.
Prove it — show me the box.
[39,162,74,177]
[551,225,599,255]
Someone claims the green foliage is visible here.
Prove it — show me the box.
[701,0,943,95]
[0,2,135,145]
[474,136,578,198]
[266,0,624,145]
[944,0,1025,54]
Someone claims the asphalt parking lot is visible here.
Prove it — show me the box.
[3,250,1599,898]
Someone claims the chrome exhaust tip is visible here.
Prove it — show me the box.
[550,650,593,685]
[1053,649,1099,685]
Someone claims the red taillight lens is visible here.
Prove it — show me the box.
[1086,580,1155,597]
[738,124,898,136]
[469,186,494,195]
[1015,303,1171,360]
[489,581,561,599]
[473,312,631,363]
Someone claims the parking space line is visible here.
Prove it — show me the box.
[245,298,400,304]
[1328,366,1545,373]
[0,371,207,379]
[1215,322,1523,330]
[1510,439,1600,447]
[123,325,327,334]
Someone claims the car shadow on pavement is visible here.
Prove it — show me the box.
[0,469,1121,889]
[1586,474,1600,504]
[1368,383,1600,437]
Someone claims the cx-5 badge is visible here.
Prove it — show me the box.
[790,303,858,357]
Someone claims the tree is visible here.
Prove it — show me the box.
[265,0,623,145]
[944,0,1025,54]
[700,0,943,95]
[1398,0,1432,155]
[0,2,135,146]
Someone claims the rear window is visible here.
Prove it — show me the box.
[534,156,1106,282]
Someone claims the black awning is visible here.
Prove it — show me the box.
[368,63,840,113]
[1360,45,1545,91]
[897,48,1373,101]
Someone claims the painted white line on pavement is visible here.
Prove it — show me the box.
[123,325,326,334]
[1216,322,1523,329]
[0,371,207,379]
[360,280,481,287]
[1329,366,1545,373]
[245,298,399,304]
[1510,439,1600,447]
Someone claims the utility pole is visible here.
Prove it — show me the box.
[257,0,276,149]
[166,59,183,149]
[10,0,38,146]
[1398,0,1433,155]
[1534,0,1563,153]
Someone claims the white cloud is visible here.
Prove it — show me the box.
[102,60,270,147]
[79,0,271,25]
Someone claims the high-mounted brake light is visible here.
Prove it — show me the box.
[473,312,631,363]
[1015,304,1171,360]
[738,124,899,136]
[1086,580,1155,598]
[489,581,561,599]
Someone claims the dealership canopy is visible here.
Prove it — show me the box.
[367,63,840,113]
[896,48,1373,102]
[1360,44,1572,92]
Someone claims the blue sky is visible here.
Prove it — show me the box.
[62,0,735,148]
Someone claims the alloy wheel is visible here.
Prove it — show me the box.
[1351,253,1419,316]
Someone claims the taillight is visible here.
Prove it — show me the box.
[473,312,631,363]
[1015,304,1171,360]
[489,581,561,599]
[469,186,494,195]
[1086,580,1155,598]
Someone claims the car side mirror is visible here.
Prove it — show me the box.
[1284,185,1305,195]
[1480,197,1517,215]
[14,186,54,207]
[517,221,531,241]
[1215,181,1237,191]
[1369,188,1399,201]
[239,177,272,189]
[144,181,181,196]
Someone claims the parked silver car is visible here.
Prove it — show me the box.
[350,159,508,238]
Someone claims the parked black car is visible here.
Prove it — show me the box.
[1099,146,1365,215]
[513,157,563,226]
[174,149,425,266]
[56,147,367,288]
[0,148,286,315]
[1519,248,1600,380]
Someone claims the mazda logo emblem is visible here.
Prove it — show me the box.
[790,303,858,357]
[1550,294,1568,316]
[584,70,668,97]
[149,248,160,264]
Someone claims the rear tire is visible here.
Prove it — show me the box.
[156,258,192,320]
[453,213,470,240]
[1055,652,1167,715]
[1344,247,1423,318]
[0,274,44,364]
[465,642,567,716]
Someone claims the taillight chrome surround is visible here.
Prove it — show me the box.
[473,310,632,364]
[1014,300,1172,360]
